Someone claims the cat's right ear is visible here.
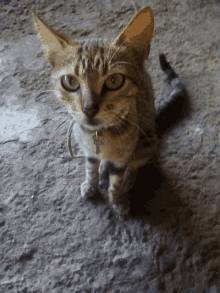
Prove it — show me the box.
[32,13,70,67]
[112,6,154,62]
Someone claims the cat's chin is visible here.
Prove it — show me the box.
[80,122,102,132]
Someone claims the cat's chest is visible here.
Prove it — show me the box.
[73,123,139,165]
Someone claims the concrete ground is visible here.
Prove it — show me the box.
[0,0,220,292]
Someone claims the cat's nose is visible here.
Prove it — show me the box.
[82,104,99,118]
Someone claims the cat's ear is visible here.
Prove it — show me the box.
[113,6,154,61]
[32,13,70,66]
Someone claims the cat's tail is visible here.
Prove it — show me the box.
[156,53,187,135]
[159,53,186,99]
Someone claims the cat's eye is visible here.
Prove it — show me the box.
[61,75,80,92]
[105,73,124,91]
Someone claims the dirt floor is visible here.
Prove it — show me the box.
[0,0,220,292]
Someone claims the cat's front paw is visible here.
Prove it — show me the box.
[113,203,130,216]
[108,186,122,205]
[81,180,97,198]
[122,166,138,194]
[98,176,109,197]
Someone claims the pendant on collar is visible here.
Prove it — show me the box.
[92,131,101,154]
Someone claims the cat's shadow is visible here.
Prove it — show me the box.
[127,85,191,225]
[128,159,193,239]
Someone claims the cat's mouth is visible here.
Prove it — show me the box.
[80,103,132,133]
[81,117,100,131]
[81,113,131,137]
[84,117,99,126]
[81,120,131,137]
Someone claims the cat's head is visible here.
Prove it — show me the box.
[33,7,154,132]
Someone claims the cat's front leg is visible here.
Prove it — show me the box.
[81,157,99,198]
[108,163,130,215]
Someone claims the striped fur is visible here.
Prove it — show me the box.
[33,7,185,215]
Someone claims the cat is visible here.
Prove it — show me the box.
[32,6,186,216]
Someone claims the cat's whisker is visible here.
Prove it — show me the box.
[109,61,133,69]
[113,116,136,162]
[43,116,65,124]
[124,117,149,138]
[106,38,129,66]
[50,119,69,139]
[120,118,157,158]
[130,0,138,12]
[112,119,124,143]
[46,119,69,150]
[67,119,85,159]
[127,113,155,127]
[34,116,65,141]
[108,39,130,67]
[113,116,128,138]
[106,46,113,64]
[34,128,47,142]
[106,40,118,62]
[119,116,155,150]
[118,108,155,128]
[109,121,128,159]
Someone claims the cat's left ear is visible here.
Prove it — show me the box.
[112,6,154,61]
[32,13,70,66]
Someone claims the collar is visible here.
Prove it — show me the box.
[68,120,104,157]
[68,118,131,158]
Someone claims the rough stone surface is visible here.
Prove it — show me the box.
[0,0,220,292]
